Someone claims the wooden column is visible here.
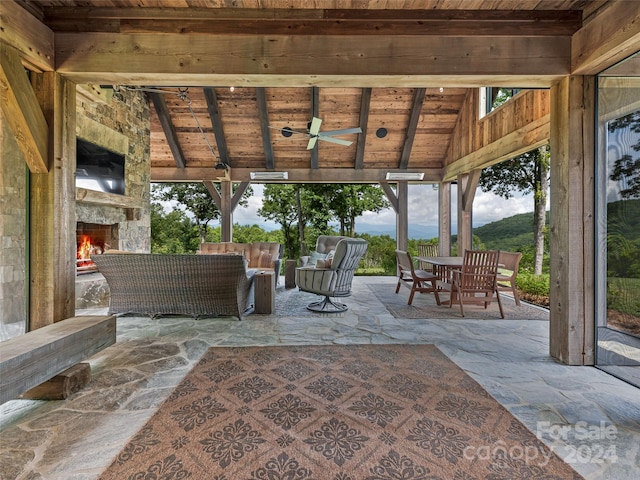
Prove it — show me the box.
[456,171,479,256]
[549,76,595,365]
[29,72,76,329]
[396,181,408,251]
[438,182,451,255]
[220,180,232,242]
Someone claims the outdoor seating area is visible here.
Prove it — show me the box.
[2,275,638,480]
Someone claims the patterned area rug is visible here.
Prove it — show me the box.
[371,281,550,320]
[98,345,582,480]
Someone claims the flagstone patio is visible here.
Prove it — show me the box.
[0,276,638,480]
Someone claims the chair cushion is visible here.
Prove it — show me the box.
[295,267,337,294]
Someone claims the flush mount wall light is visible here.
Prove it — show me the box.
[385,172,425,181]
[250,171,289,180]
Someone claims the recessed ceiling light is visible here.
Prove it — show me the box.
[376,128,387,138]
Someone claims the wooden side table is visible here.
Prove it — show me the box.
[284,259,297,289]
[254,271,276,314]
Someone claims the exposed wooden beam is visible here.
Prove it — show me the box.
[399,88,426,169]
[231,182,250,211]
[148,92,186,169]
[379,181,398,213]
[443,115,550,182]
[55,33,571,87]
[0,1,55,72]
[203,87,229,167]
[203,181,221,209]
[255,87,274,170]
[0,42,49,173]
[152,167,442,184]
[310,86,319,169]
[572,0,640,75]
[43,8,582,37]
[354,88,371,170]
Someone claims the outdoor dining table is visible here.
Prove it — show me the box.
[414,256,464,306]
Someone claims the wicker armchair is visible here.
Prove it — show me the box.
[92,253,256,319]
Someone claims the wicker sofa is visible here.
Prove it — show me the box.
[92,253,256,320]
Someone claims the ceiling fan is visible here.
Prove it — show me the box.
[270,117,362,150]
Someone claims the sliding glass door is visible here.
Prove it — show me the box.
[596,52,640,387]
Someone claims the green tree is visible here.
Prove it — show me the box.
[608,111,640,200]
[326,184,390,236]
[479,145,549,275]
[150,202,199,253]
[258,184,300,259]
[152,182,253,243]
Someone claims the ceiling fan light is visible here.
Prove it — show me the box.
[250,171,289,180]
[385,172,425,181]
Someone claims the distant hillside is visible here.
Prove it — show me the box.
[473,211,549,250]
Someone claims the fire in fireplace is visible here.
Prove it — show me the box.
[76,222,118,274]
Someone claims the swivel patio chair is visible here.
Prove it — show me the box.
[295,238,368,313]
[395,250,441,305]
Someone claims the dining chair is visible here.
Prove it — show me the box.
[417,243,438,271]
[443,249,504,318]
[395,250,440,305]
[497,251,523,306]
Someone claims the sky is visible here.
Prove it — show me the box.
[232,183,540,234]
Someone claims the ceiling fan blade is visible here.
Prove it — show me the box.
[318,136,353,147]
[307,136,318,150]
[319,127,362,136]
[308,117,322,136]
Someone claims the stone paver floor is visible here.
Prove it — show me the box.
[1,277,638,479]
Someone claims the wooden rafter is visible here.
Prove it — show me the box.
[149,92,185,169]
[256,87,274,170]
[399,88,426,170]
[203,87,228,167]
[354,87,371,170]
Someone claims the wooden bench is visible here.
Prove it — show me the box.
[0,315,116,404]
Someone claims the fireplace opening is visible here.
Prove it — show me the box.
[76,223,118,274]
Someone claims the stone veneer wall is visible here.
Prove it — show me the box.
[76,88,151,252]
[0,110,28,340]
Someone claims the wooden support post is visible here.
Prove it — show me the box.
[220,179,232,242]
[549,76,595,365]
[29,72,76,329]
[396,181,408,251]
[21,362,91,400]
[456,171,480,256]
[438,182,451,255]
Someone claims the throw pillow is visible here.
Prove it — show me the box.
[308,250,327,265]
[258,251,273,268]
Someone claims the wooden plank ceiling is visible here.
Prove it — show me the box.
[21,0,609,184]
